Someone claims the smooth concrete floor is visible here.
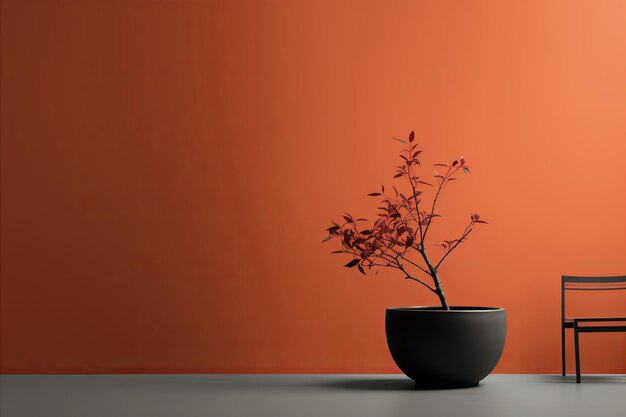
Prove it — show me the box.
[1,374,625,417]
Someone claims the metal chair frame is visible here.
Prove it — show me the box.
[561,275,626,383]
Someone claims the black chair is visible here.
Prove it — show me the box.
[561,275,626,383]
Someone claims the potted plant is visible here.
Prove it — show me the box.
[323,131,506,389]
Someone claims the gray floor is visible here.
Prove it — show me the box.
[1,374,625,417]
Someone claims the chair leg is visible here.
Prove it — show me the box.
[574,323,581,383]
[561,326,566,376]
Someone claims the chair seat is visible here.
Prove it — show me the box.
[577,325,626,333]
[564,317,626,329]
[577,317,626,332]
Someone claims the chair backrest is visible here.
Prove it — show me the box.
[561,276,626,323]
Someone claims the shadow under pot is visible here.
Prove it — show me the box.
[385,306,507,389]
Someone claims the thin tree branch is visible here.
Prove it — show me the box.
[395,260,436,292]
[364,262,397,269]
[421,180,444,242]
[404,276,437,293]
[398,255,430,275]
[407,167,425,244]
[435,224,473,270]
[422,165,461,242]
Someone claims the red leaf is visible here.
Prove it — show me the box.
[321,236,331,243]
[368,192,382,196]
[344,259,360,268]
[475,220,488,224]
[393,173,404,178]
[393,137,407,144]
[409,131,415,143]
[343,215,353,223]
[357,264,366,275]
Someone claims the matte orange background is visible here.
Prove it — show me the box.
[1,0,625,374]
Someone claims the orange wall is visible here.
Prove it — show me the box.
[1,0,625,374]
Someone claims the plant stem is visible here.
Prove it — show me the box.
[418,247,450,310]
[431,269,450,310]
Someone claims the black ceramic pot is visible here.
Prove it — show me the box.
[386,306,506,389]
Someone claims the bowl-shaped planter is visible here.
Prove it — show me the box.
[386,306,506,389]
